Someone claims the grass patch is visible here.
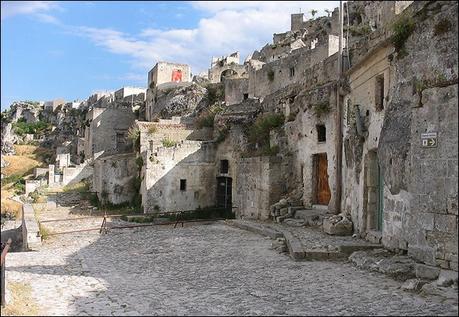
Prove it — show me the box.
[38,222,52,240]
[1,282,41,316]
[147,125,157,135]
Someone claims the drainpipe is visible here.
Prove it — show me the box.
[334,0,343,215]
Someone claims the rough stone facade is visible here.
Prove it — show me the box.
[93,153,137,205]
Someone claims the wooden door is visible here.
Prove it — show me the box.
[316,154,331,205]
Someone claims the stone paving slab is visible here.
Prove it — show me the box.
[3,215,458,316]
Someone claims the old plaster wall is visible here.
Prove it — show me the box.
[142,141,216,213]
[342,43,393,236]
[93,153,137,205]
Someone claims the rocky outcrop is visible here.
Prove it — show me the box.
[152,83,208,119]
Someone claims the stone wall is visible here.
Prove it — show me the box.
[224,78,249,106]
[84,107,135,160]
[236,156,283,220]
[378,1,458,270]
[93,153,137,205]
[148,62,191,89]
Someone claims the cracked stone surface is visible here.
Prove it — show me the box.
[5,220,458,316]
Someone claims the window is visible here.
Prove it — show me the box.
[375,74,384,111]
[180,179,187,191]
[317,125,326,143]
[243,93,248,100]
[116,131,127,151]
[220,160,229,173]
[289,67,295,78]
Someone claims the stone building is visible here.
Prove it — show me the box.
[59,0,455,274]
[44,99,66,112]
[145,62,192,121]
[137,119,216,213]
[208,52,247,83]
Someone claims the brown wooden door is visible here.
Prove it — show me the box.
[316,154,331,205]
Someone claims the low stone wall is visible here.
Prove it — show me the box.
[21,204,41,250]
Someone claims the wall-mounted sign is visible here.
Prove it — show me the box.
[421,132,437,148]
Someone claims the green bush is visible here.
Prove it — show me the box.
[391,15,415,58]
[312,102,331,118]
[248,113,284,145]
[194,105,224,129]
[206,84,225,105]
[161,138,178,148]
[12,119,51,136]
[127,126,140,151]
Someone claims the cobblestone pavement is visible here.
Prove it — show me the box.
[5,219,459,316]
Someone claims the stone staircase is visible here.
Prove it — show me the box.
[273,203,331,228]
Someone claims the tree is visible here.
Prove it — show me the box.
[325,9,331,17]
[310,9,318,18]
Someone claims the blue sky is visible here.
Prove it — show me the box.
[1,1,339,110]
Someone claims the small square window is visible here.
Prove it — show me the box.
[220,160,229,173]
[317,125,326,143]
[180,179,187,191]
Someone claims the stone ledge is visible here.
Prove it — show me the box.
[225,220,283,239]
[283,231,305,261]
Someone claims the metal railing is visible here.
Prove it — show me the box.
[1,238,12,307]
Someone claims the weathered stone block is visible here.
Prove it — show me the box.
[401,279,428,292]
[436,269,458,287]
[323,215,353,236]
[365,230,382,244]
[434,214,457,233]
[408,246,436,266]
[450,261,458,271]
[415,263,441,280]
[436,259,450,269]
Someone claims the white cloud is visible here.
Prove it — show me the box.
[3,1,340,79]
[70,1,339,76]
[1,1,61,21]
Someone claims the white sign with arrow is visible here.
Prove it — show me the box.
[421,132,438,148]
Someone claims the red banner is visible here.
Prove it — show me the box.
[172,69,182,82]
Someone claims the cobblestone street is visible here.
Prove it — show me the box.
[5,220,458,316]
